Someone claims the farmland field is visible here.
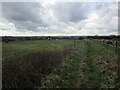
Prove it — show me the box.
[2,40,120,88]
[2,40,75,58]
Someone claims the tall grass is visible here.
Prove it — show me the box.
[2,42,78,88]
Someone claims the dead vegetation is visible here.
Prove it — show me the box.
[94,42,119,88]
[96,55,118,88]
[2,46,77,88]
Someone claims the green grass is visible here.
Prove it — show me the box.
[97,40,120,55]
[40,41,85,88]
[2,40,76,58]
[2,40,119,88]
[2,39,82,88]
[96,41,119,87]
[82,41,102,88]
[40,40,119,88]
[87,41,118,88]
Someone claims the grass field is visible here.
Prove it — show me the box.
[2,40,120,88]
[2,40,76,58]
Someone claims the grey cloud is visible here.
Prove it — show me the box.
[2,2,42,22]
[2,2,44,31]
[52,2,91,23]
[1,2,118,35]
[2,2,92,31]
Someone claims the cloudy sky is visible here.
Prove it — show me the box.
[0,0,118,36]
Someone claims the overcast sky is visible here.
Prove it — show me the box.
[0,1,118,36]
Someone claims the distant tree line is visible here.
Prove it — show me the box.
[2,35,120,43]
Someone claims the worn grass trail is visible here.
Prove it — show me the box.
[75,40,118,88]
[75,41,88,88]
[38,40,118,88]
[77,41,103,88]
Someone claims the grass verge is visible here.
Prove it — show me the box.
[40,41,85,88]
[82,41,102,88]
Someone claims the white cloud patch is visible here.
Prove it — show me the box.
[0,1,118,36]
